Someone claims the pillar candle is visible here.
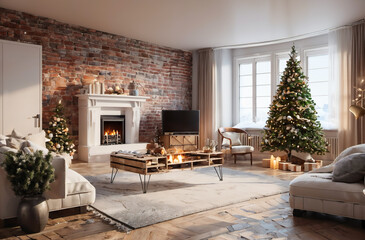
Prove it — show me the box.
[101,83,105,94]
[95,82,101,94]
[88,84,92,94]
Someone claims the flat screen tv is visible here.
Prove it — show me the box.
[162,110,199,135]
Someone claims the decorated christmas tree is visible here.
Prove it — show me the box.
[261,45,327,160]
[46,100,76,156]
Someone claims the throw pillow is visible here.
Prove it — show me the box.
[24,140,49,155]
[222,132,242,146]
[334,144,365,163]
[6,137,26,150]
[8,129,25,139]
[0,134,7,146]
[332,153,365,183]
[26,130,47,148]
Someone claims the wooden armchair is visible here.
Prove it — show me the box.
[218,127,254,165]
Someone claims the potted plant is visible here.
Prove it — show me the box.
[1,150,55,233]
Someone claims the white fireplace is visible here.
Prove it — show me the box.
[77,94,149,162]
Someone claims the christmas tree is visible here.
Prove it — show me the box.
[261,45,327,160]
[46,100,76,156]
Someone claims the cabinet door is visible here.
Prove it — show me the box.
[2,41,41,135]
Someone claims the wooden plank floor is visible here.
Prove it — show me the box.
[1,158,364,240]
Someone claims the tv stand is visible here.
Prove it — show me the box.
[160,134,199,151]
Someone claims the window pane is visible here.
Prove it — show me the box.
[240,98,252,108]
[279,58,288,73]
[240,86,252,97]
[257,97,271,108]
[312,96,328,110]
[308,55,328,69]
[308,69,328,82]
[240,63,252,75]
[308,82,329,96]
[256,85,271,97]
[240,75,252,87]
[256,108,270,124]
[257,73,271,85]
[256,61,270,73]
[240,109,252,123]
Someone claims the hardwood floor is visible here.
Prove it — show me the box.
[1,158,364,240]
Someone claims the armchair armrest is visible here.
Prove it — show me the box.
[43,155,67,199]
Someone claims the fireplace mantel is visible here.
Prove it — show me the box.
[77,94,149,162]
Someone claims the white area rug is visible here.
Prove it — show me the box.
[85,168,289,229]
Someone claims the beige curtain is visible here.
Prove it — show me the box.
[329,27,355,152]
[197,48,217,148]
[352,21,365,144]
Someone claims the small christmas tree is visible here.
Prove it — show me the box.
[46,100,76,156]
[261,45,327,160]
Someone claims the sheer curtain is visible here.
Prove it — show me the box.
[197,48,217,148]
[329,27,355,152]
[352,21,365,144]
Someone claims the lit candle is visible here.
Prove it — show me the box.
[270,155,275,169]
[275,157,281,169]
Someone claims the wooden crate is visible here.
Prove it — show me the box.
[110,151,223,175]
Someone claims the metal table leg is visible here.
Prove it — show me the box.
[138,174,151,194]
[110,168,118,183]
[214,166,223,181]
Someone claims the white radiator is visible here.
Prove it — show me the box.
[246,135,339,160]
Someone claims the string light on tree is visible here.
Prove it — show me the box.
[260,45,328,161]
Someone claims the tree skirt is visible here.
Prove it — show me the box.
[85,168,289,229]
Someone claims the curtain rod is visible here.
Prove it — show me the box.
[213,18,364,51]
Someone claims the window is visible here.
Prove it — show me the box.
[238,58,271,128]
[304,48,333,129]
[235,47,333,129]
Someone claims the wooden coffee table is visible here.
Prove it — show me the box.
[110,151,224,193]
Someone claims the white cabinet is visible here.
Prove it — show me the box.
[0,40,42,135]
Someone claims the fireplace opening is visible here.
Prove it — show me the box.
[101,115,125,145]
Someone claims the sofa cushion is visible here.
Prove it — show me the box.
[222,132,242,146]
[231,145,254,153]
[66,169,94,195]
[334,144,365,163]
[25,131,47,148]
[0,135,7,146]
[24,140,49,155]
[290,173,365,205]
[8,129,25,139]
[6,137,25,150]
[333,153,365,183]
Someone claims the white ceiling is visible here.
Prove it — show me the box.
[0,0,364,51]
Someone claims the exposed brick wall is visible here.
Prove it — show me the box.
[0,7,192,146]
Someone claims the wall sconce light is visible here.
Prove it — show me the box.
[349,79,365,119]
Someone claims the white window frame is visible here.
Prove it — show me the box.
[234,45,334,130]
[236,55,271,124]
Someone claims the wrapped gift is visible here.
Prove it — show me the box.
[279,162,289,171]
[288,163,302,172]
[315,160,323,168]
[304,162,318,172]
[262,158,271,168]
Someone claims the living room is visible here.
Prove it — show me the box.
[0,0,365,239]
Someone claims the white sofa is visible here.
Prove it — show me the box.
[289,144,365,226]
[0,132,96,221]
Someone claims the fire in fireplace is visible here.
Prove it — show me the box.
[101,115,125,145]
